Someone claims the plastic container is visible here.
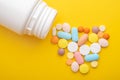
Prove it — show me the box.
[0,0,57,39]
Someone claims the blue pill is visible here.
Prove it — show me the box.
[57,31,71,40]
[72,28,78,42]
[84,53,99,62]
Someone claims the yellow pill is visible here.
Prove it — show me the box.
[79,64,89,74]
[89,33,98,43]
[58,39,68,48]
[91,61,98,68]
[67,52,74,59]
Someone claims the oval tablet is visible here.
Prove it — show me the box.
[78,34,88,46]
[85,53,99,62]
[72,28,78,42]
[74,52,84,64]
[57,31,71,40]
[71,62,79,72]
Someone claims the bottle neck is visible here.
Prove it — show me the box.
[24,0,57,39]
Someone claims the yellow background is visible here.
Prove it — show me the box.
[0,0,120,79]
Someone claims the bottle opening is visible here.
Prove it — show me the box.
[24,0,57,39]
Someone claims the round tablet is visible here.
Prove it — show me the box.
[90,43,101,53]
[71,62,79,72]
[79,64,89,74]
[89,33,98,43]
[98,38,109,47]
[79,45,90,55]
[58,48,65,56]
[58,39,68,48]
[92,26,99,34]
[67,52,74,59]
[56,24,62,30]
[67,42,78,52]
[62,23,71,32]
[91,61,98,68]
[99,25,106,32]
[66,59,73,66]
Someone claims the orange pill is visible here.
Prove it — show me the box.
[66,59,73,66]
[51,36,59,44]
[103,33,110,40]
[97,31,104,38]
[84,27,90,34]
[78,26,84,32]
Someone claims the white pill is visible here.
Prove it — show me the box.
[99,25,106,32]
[68,42,78,52]
[98,38,109,47]
[52,27,56,36]
[71,62,79,72]
[79,45,90,55]
[67,52,74,59]
[62,23,71,32]
[90,43,101,53]
[56,24,62,30]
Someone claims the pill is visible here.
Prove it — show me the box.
[58,48,65,56]
[66,59,73,66]
[98,38,109,47]
[79,64,89,74]
[67,52,74,59]
[52,27,56,36]
[58,39,68,48]
[57,31,71,40]
[78,26,84,32]
[74,52,84,64]
[62,23,71,32]
[90,43,101,53]
[89,33,98,43]
[85,53,99,62]
[92,26,99,34]
[99,25,106,32]
[68,42,78,52]
[71,28,78,42]
[51,36,59,44]
[71,61,79,72]
[103,33,110,40]
[79,44,90,55]
[56,24,62,30]
[84,27,90,34]
[78,34,88,46]
[91,61,98,68]
[97,31,104,38]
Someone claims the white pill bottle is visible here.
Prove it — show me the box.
[0,0,57,39]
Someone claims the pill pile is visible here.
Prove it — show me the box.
[51,23,110,74]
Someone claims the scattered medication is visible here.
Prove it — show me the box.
[51,23,110,74]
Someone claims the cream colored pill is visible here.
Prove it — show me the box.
[67,52,74,59]
[56,24,62,30]
[52,27,56,36]
[62,23,71,32]
[99,25,106,32]
[91,61,98,68]
[98,38,109,47]
[71,62,79,72]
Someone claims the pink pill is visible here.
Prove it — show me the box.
[74,52,84,64]
[78,34,88,46]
